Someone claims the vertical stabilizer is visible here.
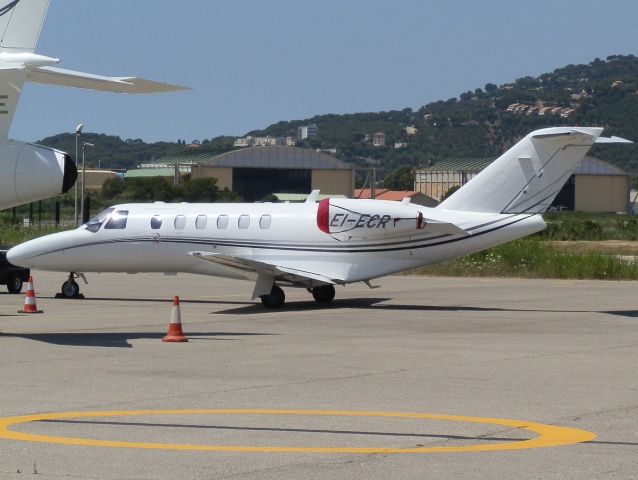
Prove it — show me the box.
[438,127,602,214]
[0,0,49,52]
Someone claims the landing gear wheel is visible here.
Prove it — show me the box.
[61,279,80,298]
[6,273,23,294]
[260,284,285,308]
[311,284,336,304]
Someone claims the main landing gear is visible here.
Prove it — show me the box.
[56,272,85,299]
[259,284,337,308]
[310,284,336,304]
[260,284,285,308]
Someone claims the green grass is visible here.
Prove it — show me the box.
[0,225,71,249]
[539,212,638,241]
[413,237,638,280]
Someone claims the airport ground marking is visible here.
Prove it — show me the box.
[0,409,595,454]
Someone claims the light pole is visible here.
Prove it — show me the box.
[74,123,83,226]
[80,141,94,224]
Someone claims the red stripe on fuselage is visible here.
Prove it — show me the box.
[317,198,330,233]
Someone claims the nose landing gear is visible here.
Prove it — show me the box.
[55,272,86,299]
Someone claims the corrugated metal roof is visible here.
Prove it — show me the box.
[422,157,496,172]
[125,168,185,178]
[421,156,628,176]
[273,193,347,202]
[146,146,353,170]
[575,156,628,176]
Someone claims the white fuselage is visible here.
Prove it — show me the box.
[8,200,546,284]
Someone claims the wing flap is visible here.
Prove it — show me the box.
[25,66,189,94]
[189,251,338,288]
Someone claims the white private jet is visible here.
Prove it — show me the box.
[7,127,631,306]
[0,0,187,210]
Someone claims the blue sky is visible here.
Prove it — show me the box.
[11,0,638,143]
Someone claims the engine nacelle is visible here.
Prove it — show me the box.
[0,140,77,209]
[317,198,426,239]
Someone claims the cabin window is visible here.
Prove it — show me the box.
[195,215,207,230]
[217,215,229,229]
[84,207,114,233]
[104,210,129,230]
[238,214,250,229]
[174,215,186,230]
[259,215,272,229]
[151,215,162,229]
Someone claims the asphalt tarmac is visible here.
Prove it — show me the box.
[1,271,637,479]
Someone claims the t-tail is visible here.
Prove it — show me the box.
[0,0,188,210]
[438,127,631,214]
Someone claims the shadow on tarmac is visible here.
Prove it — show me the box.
[0,331,276,348]
[216,297,608,315]
[40,296,254,306]
[33,295,638,317]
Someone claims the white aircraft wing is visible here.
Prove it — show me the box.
[189,251,339,296]
[25,66,189,94]
[423,220,469,236]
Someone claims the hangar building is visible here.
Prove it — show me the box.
[144,146,354,202]
[415,156,631,213]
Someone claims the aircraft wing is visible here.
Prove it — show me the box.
[25,66,189,94]
[189,251,339,298]
[423,220,469,236]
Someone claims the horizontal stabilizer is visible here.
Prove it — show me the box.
[595,136,633,144]
[25,66,189,94]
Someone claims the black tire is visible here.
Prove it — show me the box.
[6,273,23,294]
[311,284,336,304]
[61,279,80,298]
[260,285,285,308]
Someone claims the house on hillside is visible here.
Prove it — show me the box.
[372,132,386,147]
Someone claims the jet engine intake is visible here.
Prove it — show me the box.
[316,198,426,239]
[0,141,77,209]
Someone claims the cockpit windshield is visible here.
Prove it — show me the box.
[84,207,114,233]
[104,210,129,229]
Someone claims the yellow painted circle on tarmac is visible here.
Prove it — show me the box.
[0,409,595,454]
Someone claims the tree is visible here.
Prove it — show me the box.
[175,177,222,202]
[382,166,414,190]
[440,185,460,201]
[485,83,498,94]
[101,176,125,199]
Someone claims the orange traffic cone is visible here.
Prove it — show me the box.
[18,276,43,314]
[162,296,188,342]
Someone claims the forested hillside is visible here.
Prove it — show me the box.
[37,55,638,180]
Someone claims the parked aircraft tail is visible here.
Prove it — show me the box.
[438,127,630,214]
[0,0,187,210]
[0,0,49,53]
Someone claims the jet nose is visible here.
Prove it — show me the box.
[6,242,33,268]
[7,230,81,270]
